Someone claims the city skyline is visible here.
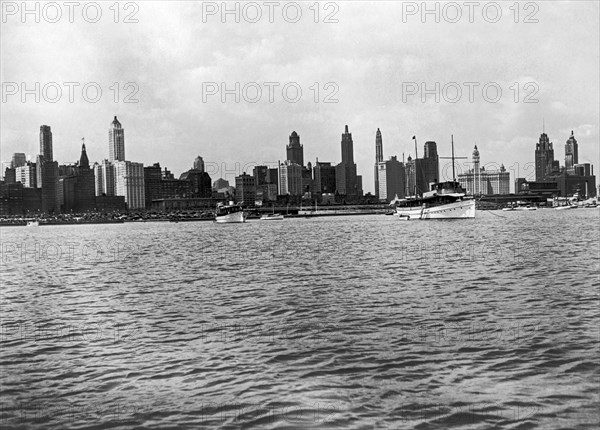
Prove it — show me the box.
[2,2,598,194]
[2,117,595,196]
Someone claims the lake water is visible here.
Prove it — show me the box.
[1,209,598,429]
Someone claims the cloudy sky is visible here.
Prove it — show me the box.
[1,1,598,193]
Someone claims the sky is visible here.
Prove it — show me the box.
[1,0,599,193]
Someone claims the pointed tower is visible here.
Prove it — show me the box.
[374,128,383,198]
[108,116,125,162]
[565,130,578,172]
[473,145,481,195]
[535,132,555,181]
[79,140,90,170]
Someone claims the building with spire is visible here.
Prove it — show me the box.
[458,145,510,195]
[56,141,96,212]
[565,131,578,173]
[335,125,359,197]
[374,128,383,198]
[286,131,304,166]
[535,132,558,181]
[109,116,125,162]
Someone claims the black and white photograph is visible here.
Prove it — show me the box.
[0,1,599,428]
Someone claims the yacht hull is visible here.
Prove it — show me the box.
[396,199,475,220]
[215,211,246,223]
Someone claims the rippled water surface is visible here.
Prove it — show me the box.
[1,210,599,429]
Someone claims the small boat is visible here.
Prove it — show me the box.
[260,213,284,220]
[26,220,39,227]
[502,207,515,211]
[514,205,536,211]
[555,204,577,211]
[215,201,246,223]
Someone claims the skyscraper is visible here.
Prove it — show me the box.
[374,128,383,198]
[377,156,405,201]
[314,160,336,194]
[279,160,302,196]
[418,141,439,193]
[535,132,555,181]
[109,116,125,162]
[39,125,53,161]
[114,160,145,209]
[286,131,304,166]
[565,131,578,172]
[193,156,205,172]
[11,153,26,168]
[37,125,57,212]
[336,125,358,196]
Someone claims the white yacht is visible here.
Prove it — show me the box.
[215,202,246,223]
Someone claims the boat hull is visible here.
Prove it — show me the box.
[260,214,284,220]
[215,211,246,223]
[396,199,475,219]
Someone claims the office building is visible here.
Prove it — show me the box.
[458,146,510,195]
[279,160,302,196]
[114,160,145,209]
[374,128,383,198]
[109,116,125,162]
[15,162,37,188]
[235,172,256,205]
[565,131,579,173]
[336,125,358,196]
[535,132,556,181]
[286,131,304,166]
[377,156,406,201]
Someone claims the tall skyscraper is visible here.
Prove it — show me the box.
[286,131,304,166]
[341,125,354,165]
[39,125,53,161]
[193,156,205,172]
[37,125,57,212]
[336,125,358,196]
[109,116,125,162]
[374,128,383,198]
[418,141,439,193]
[535,132,555,181]
[565,131,578,172]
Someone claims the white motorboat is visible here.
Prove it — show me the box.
[26,220,40,227]
[555,205,577,211]
[395,188,476,220]
[215,202,246,223]
[260,213,284,220]
[393,135,475,220]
